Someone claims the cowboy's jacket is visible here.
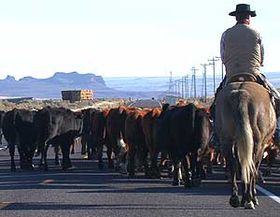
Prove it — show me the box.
[220,23,264,81]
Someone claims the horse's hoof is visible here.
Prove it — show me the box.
[253,198,259,206]
[11,167,16,172]
[244,201,255,209]
[229,195,240,208]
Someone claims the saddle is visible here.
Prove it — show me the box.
[226,73,257,84]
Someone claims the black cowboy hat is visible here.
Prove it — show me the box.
[229,4,256,17]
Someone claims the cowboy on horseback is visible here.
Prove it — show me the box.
[211,3,280,145]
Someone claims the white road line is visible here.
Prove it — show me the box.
[256,184,280,204]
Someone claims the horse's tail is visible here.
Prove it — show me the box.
[232,90,256,184]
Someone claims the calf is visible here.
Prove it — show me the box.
[35,107,83,170]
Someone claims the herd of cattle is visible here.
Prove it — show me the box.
[0,103,278,187]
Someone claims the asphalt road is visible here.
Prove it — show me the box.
[0,145,280,217]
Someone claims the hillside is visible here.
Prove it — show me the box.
[0,72,162,99]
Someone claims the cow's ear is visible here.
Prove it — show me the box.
[162,103,169,112]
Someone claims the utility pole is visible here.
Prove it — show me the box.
[201,63,209,102]
[184,75,188,98]
[181,77,184,98]
[208,57,220,95]
[191,67,199,98]
[169,71,173,95]
[215,56,224,80]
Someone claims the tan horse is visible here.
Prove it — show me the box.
[215,81,276,209]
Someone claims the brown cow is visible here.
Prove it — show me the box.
[125,108,150,177]
[105,106,130,169]
[142,107,162,178]
[91,108,109,169]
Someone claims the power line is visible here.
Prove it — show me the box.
[191,67,199,98]
[201,63,210,102]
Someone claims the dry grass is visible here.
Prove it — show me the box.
[0,99,127,112]
[0,97,214,112]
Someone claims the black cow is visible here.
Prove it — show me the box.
[35,107,83,170]
[0,110,5,146]
[2,109,38,171]
[156,103,212,187]
[80,108,96,158]
[91,109,109,169]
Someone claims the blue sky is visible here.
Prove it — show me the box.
[0,0,279,79]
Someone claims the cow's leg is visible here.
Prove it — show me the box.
[137,146,149,177]
[127,143,136,177]
[97,142,104,170]
[228,147,240,208]
[26,145,35,170]
[206,150,214,174]
[70,142,75,155]
[87,136,93,160]
[81,134,87,155]
[38,143,45,169]
[191,152,202,187]
[61,142,72,170]
[54,145,60,165]
[195,158,203,186]
[263,148,276,177]
[0,132,2,145]
[9,144,16,172]
[183,155,193,188]
[107,141,114,169]
[150,150,160,178]
[43,144,49,171]
[172,159,182,186]
[18,145,27,170]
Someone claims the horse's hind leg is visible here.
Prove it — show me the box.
[251,158,263,206]
[228,146,240,208]
[241,164,256,209]
[251,176,259,206]
[242,180,255,209]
